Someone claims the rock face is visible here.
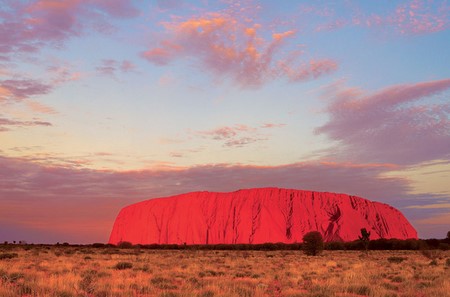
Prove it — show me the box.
[109,188,417,245]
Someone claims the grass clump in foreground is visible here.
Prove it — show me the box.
[0,253,18,260]
[0,245,448,297]
[114,261,133,270]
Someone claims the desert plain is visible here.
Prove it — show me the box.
[0,245,449,297]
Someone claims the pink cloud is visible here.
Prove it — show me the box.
[0,116,52,132]
[388,0,449,35]
[26,100,58,114]
[142,47,176,66]
[196,123,284,147]
[170,152,184,158]
[0,78,52,102]
[198,125,255,140]
[280,59,338,82]
[96,59,117,76]
[120,60,135,72]
[260,123,286,129]
[223,136,267,147]
[142,9,337,87]
[47,63,83,84]
[0,0,138,56]
[96,59,136,77]
[303,0,449,35]
[316,78,450,165]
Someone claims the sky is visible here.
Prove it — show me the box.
[0,0,449,244]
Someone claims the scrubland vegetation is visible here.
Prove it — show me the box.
[0,243,449,297]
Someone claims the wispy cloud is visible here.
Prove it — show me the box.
[415,212,450,225]
[406,203,450,209]
[388,0,449,35]
[96,59,136,77]
[0,116,52,132]
[25,100,58,114]
[196,123,284,147]
[260,123,286,129]
[303,0,449,36]
[316,78,450,165]
[47,63,82,84]
[0,78,52,102]
[142,4,337,88]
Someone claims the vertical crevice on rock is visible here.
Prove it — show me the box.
[279,192,294,240]
[286,193,294,239]
[152,212,162,244]
[249,198,262,243]
[201,197,217,244]
[232,206,241,244]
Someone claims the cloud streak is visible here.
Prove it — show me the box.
[0,116,52,132]
[316,78,450,165]
[0,78,52,102]
[196,123,284,147]
[96,59,136,77]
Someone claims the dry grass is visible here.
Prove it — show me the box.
[0,246,449,297]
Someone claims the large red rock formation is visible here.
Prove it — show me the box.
[109,188,417,245]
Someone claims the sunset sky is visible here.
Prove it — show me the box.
[1,0,449,244]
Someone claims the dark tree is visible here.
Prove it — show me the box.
[117,241,133,249]
[302,231,324,256]
[358,228,371,252]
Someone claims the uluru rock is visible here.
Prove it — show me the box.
[109,188,417,245]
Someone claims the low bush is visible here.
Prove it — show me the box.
[302,231,324,256]
[117,241,133,249]
[114,262,133,270]
[421,250,441,260]
[0,253,18,260]
[387,256,407,263]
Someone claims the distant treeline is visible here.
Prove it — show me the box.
[88,238,450,251]
[2,237,449,251]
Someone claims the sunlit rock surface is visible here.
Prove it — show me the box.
[109,188,417,244]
